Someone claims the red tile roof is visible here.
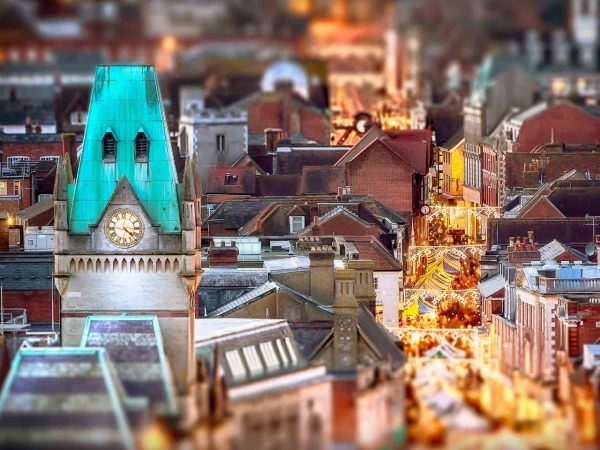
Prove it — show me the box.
[515,102,600,153]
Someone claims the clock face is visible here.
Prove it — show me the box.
[105,209,144,248]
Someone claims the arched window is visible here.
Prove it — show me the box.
[135,131,149,161]
[102,132,116,161]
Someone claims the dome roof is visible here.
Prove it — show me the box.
[260,60,309,99]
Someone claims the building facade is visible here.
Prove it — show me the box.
[53,66,202,401]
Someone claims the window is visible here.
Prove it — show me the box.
[216,134,225,152]
[289,216,305,234]
[225,349,247,380]
[102,132,116,161]
[40,156,60,163]
[70,111,87,126]
[284,337,298,365]
[276,339,290,367]
[259,341,280,372]
[135,131,149,161]
[13,180,21,196]
[242,345,264,376]
[0,181,6,196]
[7,156,30,168]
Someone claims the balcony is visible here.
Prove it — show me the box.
[537,276,600,294]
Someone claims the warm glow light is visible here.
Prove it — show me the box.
[161,35,177,53]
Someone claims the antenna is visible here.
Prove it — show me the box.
[585,242,596,256]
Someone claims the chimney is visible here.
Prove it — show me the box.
[207,240,239,267]
[308,246,336,305]
[332,268,358,372]
[24,116,32,135]
[264,128,285,153]
[345,259,376,316]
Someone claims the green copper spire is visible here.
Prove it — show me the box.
[68,65,181,233]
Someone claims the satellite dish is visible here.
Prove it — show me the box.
[585,243,596,256]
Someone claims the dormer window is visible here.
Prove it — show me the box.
[102,132,116,162]
[135,131,149,161]
[289,216,305,234]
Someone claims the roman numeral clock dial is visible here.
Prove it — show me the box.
[105,208,144,248]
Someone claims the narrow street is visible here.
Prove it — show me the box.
[396,204,571,448]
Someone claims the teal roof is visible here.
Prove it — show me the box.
[68,65,181,233]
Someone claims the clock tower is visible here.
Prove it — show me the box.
[53,65,202,400]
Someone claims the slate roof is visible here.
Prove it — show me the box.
[256,174,303,196]
[207,282,278,317]
[206,198,276,230]
[301,166,346,194]
[477,273,505,298]
[195,318,308,387]
[0,347,135,450]
[0,253,53,291]
[80,316,177,417]
[200,268,269,287]
[538,239,587,263]
[0,97,55,127]
[547,188,600,217]
[290,321,333,359]
[209,279,405,371]
[205,167,256,195]
[357,304,405,370]
[275,148,349,175]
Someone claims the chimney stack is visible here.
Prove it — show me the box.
[332,268,358,372]
[207,240,239,267]
[24,116,32,135]
[308,246,335,305]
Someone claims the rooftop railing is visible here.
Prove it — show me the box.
[537,276,600,293]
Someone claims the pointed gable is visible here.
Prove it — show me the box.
[68,65,181,233]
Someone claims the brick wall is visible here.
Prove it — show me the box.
[2,290,59,323]
[573,303,600,358]
[345,142,415,215]
[1,142,63,161]
[300,108,330,144]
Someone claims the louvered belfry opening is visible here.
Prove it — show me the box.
[102,132,116,161]
[135,131,149,161]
